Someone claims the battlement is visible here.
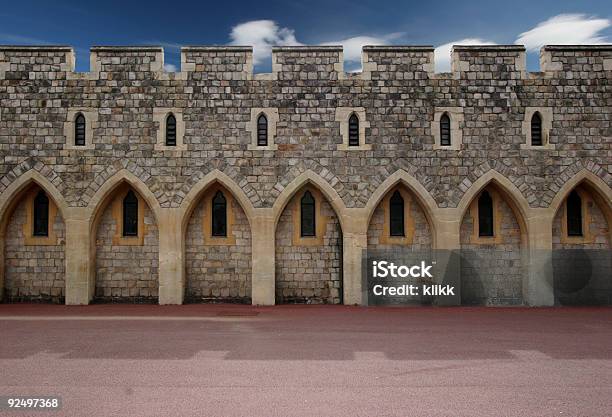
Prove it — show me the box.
[361,46,434,80]
[181,46,252,80]
[0,46,74,79]
[90,46,164,75]
[1,44,611,80]
[451,45,526,78]
[272,46,343,81]
[540,45,612,73]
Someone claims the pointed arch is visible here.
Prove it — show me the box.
[0,170,69,302]
[178,169,256,233]
[364,170,438,242]
[0,169,69,232]
[549,169,612,242]
[86,169,162,229]
[272,170,347,230]
[457,170,530,245]
[550,169,612,218]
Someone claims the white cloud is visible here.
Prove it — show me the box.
[228,20,402,69]
[516,14,610,51]
[229,20,302,65]
[434,38,496,72]
[322,33,403,71]
[164,63,177,72]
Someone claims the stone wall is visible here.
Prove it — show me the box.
[94,196,159,302]
[460,191,523,305]
[275,193,342,304]
[185,194,252,303]
[0,44,610,306]
[4,197,65,302]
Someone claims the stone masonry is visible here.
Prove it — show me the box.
[0,44,610,306]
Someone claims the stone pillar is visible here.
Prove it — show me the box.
[433,210,462,306]
[157,208,184,304]
[524,209,555,306]
[342,208,368,306]
[251,209,275,305]
[64,207,92,305]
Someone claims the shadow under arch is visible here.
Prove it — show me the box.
[363,170,438,246]
[272,170,347,231]
[548,170,612,305]
[456,170,530,246]
[0,169,69,300]
[85,169,163,302]
[549,169,612,242]
[177,169,256,235]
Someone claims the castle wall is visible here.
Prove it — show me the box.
[0,44,610,306]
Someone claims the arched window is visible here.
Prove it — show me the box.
[348,113,359,146]
[478,190,494,237]
[257,114,268,146]
[566,190,583,236]
[300,191,316,237]
[122,190,138,237]
[389,190,405,237]
[75,113,86,146]
[531,112,542,146]
[440,113,451,146]
[212,191,227,237]
[33,190,49,237]
[165,114,177,146]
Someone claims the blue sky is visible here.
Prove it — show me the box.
[1,0,611,72]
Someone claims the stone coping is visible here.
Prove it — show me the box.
[452,45,526,52]
[362,45,434,52]
[272,46,343,52]
[91,46,163,52]
[542,45,612,51]
[182,46,253,52]
[0,45,73,52]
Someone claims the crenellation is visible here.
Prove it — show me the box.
[181,46,253,80]
[272,46,343,81]
[90,46,164,77]
[540,45,612,77]
[451,45,526,79]
[361,46,435,80]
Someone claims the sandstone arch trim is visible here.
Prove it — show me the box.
[272,170,347,230]
[364,169,438,244]
[549,169,612,218]
[0,169,69,223]
[457,170,530,245]
[177,169,256,232]
[86,169,162,228]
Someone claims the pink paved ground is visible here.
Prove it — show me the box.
[1,305,612,417]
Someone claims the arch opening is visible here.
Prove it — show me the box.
[1,182,65,303]
[275,184,343,304]
[183,182,252,304]
[90,181,159,303]
[459,181,528,306]
[551,181,611,305]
